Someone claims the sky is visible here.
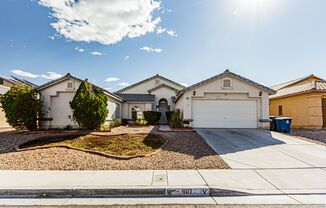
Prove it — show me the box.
[0,0,325,91]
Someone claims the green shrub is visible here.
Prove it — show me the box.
[121,119,129,126]
[170,109,183,128]
[143,111,161,124]
[0,85,41,130]
[70,79,108,130]
[135,119,148,126]
[166,111,173,122]
[109,119,122,128]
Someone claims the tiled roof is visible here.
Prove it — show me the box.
[270,80,326,99]
[0,85,10,95]
[271,74,325,91]
[115,93,155,102]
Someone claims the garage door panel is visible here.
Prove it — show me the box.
[192,100,258,128]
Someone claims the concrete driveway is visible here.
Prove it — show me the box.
[196,129,326,169]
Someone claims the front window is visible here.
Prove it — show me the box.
[115,103,120,119]
[67,82,73,89]
[278,105,283,116]
[131,106,142,120]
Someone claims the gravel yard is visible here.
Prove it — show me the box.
[0,126,229,170]
[291,129,326,145]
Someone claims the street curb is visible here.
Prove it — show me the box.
[0,187,210,198]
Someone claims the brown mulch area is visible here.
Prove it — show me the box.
[291,129,326,146]
[0,126,229,170]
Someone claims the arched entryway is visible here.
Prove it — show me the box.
[158,98,169,124]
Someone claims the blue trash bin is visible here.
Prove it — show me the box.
[274,117,292,133]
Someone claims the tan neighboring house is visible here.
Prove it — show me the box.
[270,74,326,129]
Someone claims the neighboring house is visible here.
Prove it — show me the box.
[0,75,37,88]
[0,85,11,128]
[270,74,326,129]
[38,70,275,129]
[0,75,37,129]
[38,73,123,129]
[175,70,275,128]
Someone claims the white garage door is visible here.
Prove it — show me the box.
[192,100,258,128]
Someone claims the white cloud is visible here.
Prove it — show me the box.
[90,51,104,56]
[105,77,120,83]
[41,72,63,80]
[140,46,162,53]
[117,82,130,87]
[75,46,85,52]
[11,69,39,78]
[124,56,130,61]
[48,35,55,40]
[180,82,189,87]
[39,0,161,45]
[156,27,177,37]
[11,69,63,80]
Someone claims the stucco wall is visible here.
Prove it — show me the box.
[0,105,10,128]
[119,77,184,94]
[40,78,122,129]
[270,92,325,129]
[175,75,271,128]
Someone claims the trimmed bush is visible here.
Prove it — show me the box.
[108,119,122,128]
[169,109,183,128]
[121,119,129,126]
[0,85,41,130]
[135,119,148,126]
[143,111,161,124]
[70,79,108,130]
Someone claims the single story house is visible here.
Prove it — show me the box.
[270,74,326,129]
[38,70,275,129]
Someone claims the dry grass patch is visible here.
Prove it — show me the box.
[20,133,166,156]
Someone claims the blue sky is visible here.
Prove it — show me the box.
[0,0,325,91]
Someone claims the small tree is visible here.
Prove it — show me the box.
[170,109,183,128]
[70,79,108,130]
[0,85,41,130]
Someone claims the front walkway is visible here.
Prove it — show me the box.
[0,169,325,205]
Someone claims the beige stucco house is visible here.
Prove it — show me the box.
[38,70,275,129]
[270,74,326,129]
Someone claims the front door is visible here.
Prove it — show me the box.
[158,98,169,124]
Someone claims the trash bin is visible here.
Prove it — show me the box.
[269,116,279,131]
[274,117,292,133]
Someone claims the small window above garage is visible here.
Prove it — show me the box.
[222,78,232,89]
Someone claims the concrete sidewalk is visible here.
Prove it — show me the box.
[0,169,326,205]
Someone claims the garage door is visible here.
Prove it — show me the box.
[192,100,258,128]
